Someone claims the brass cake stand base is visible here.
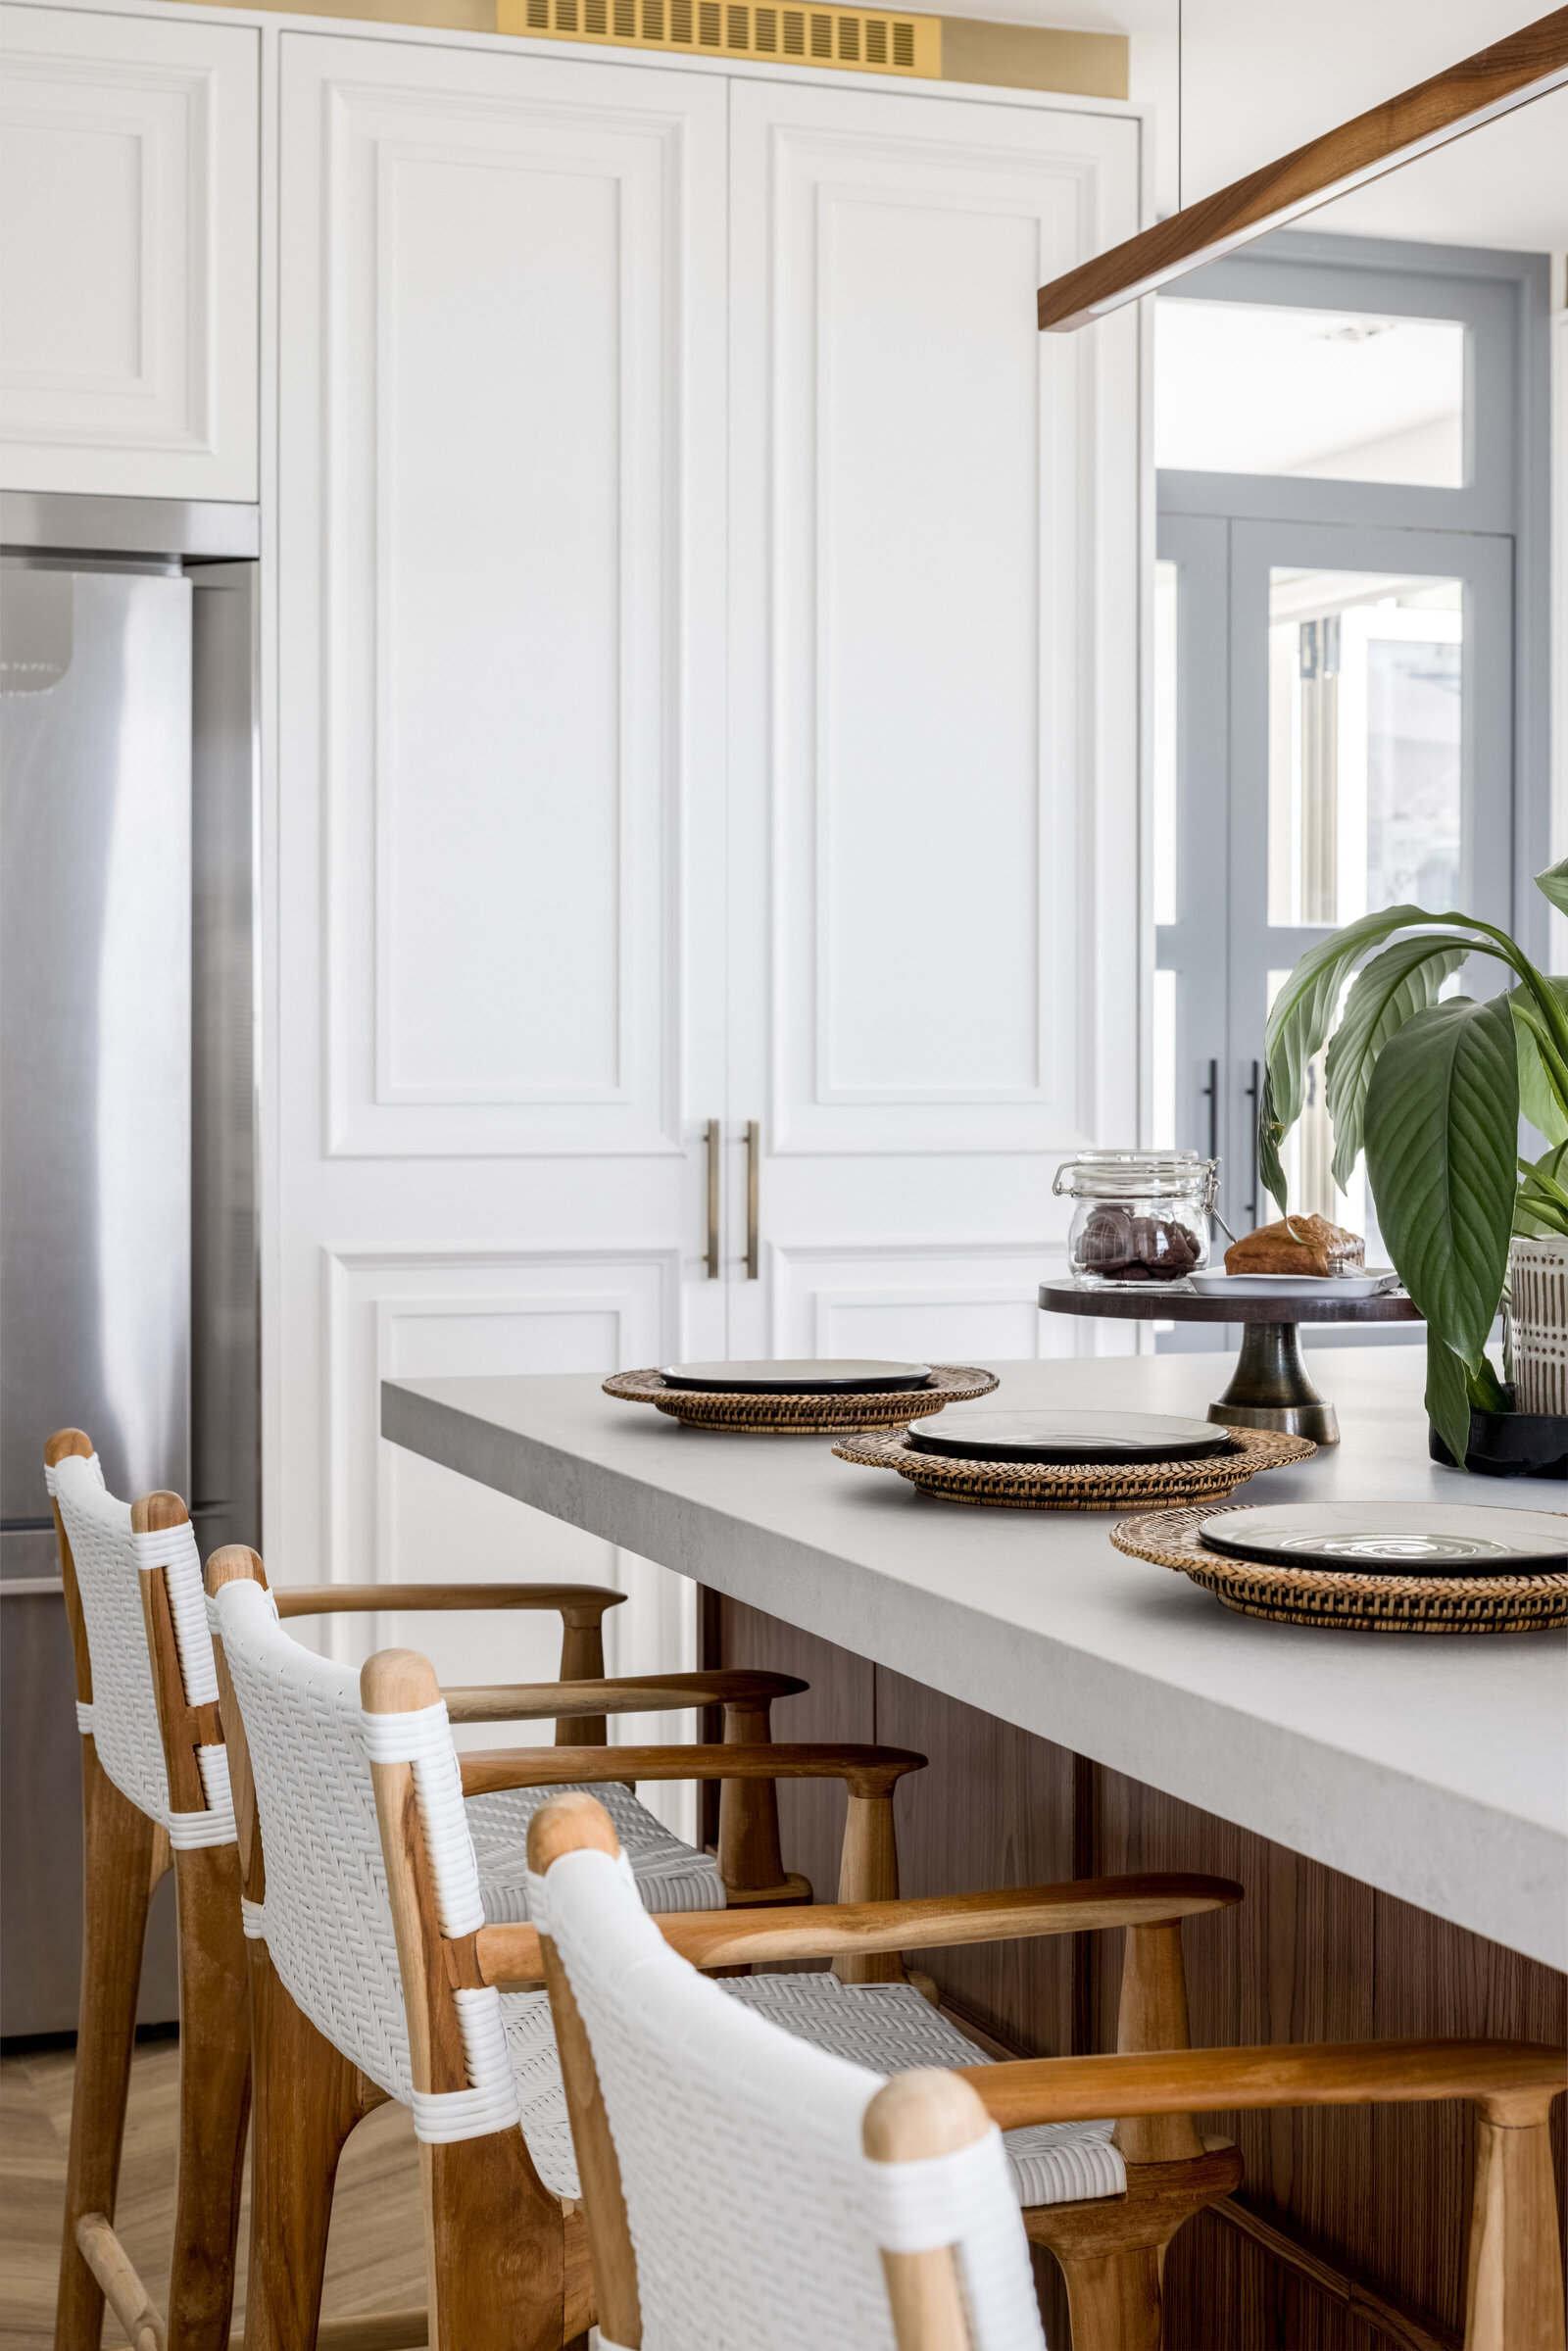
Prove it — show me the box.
[1038,1281,1424,1447]
[1208,1321,1339,1445]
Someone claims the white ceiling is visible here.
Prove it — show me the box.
[943,0,1568,261]
[1153,302,1466,479]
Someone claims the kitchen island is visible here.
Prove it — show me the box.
[382,1349,1566,2346]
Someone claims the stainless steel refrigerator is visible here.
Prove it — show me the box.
[1,493,261,2036]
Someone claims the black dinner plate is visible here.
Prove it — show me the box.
[1198,1501,1568,1577]
[908,1408,1232,1464]
[659,1358,935,1396]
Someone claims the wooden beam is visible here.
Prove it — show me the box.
[1038,9,1568,331]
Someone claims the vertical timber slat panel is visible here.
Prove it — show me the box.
[873,1663,1077,2059]
[710,1595,872,1907]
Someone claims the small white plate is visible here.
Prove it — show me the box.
[1188,1270,1398,1299]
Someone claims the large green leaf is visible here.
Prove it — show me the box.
[1364,995,1518,1368]
[1262,905,1447,1215]
[1323,935,1469,1191]
[1425,1333,1473,1473]
[1257,1065,1287,1221]
[1512,981,1568,1144]
[1536,857,1568,918]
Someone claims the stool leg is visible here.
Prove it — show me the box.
[55,1743,161,2351]
[1464,2109,1567,2351]
[1029,2143,1242,2351]
[1057,2249,1162,2351]
[168,1844,252,2351]
[424,2131,575,2351]
[243,1940,377,2351]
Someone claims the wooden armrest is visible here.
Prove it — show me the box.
[474,1873,1241,1986]
[444,1669,807,1725]
[958,2040,1568,2131]
[459,1741,925,1799]
[273,1583,626,1618]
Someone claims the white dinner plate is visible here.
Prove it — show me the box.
[660,1358,933,1395]
[908,1407,1231,1464]
[1188,1270,1399,1299]
[1199,1501,1567,1576]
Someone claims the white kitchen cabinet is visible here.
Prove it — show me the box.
[273,32,730,1809]
[0,3,259,499]
[269,27,1144,1799]
[724,75,1143,1360]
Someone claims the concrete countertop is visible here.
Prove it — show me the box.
[381,1350,1567,1969]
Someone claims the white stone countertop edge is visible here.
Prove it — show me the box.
[380,1366,1568,1972]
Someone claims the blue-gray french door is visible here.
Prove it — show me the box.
[1155,514,1514,1249]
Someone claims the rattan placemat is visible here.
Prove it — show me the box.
[829,1423,1313,1508]
[1111,1504,1568,1634]
[603,1363,999,1432]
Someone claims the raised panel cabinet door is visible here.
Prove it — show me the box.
[0,3,259,499]
[274,36,727,1829]
[725,76,1143,1359]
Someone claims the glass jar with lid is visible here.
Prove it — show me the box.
[1053,1151,1219,1286]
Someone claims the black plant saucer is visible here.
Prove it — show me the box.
[1429,1387,1568,1481]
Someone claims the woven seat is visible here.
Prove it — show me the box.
[495,1972,1121,2210]
[468,1780,723,1922]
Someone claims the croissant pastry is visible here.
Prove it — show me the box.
[1224,1214,1364,1280]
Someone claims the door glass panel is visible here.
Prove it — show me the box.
[1155,302,1465,486]
[1152,967,1176,1149]
[1152,557,1178,926]
[1267,571,1462,929]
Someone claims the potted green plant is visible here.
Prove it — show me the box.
[1259,861,1568,1472]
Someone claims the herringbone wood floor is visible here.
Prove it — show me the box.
[0,2036,427,2349]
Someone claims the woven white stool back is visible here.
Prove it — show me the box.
[209,1577,416,2100]
[48,1451,234,1845]
[535,1843,1049,2351]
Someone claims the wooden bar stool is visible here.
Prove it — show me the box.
[47,1431,251,2351]
[45,1420,717,2351]
[206,1548,930,2350]
[351,1641,1246,2348]
[525,1790,1568,2351]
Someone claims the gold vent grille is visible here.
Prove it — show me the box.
[497,0,941,74]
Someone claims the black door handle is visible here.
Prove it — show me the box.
[1200,1057,1218,1161]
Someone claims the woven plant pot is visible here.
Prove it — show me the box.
[1509,1234,1568,1416]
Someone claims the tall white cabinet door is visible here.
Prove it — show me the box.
[0,4,259,499]
[274,35,727,1784]
[726,77,1142,1362]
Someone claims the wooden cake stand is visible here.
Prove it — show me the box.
[1037,1282,1423,1445]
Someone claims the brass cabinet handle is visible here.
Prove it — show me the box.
[746,1120,760,1282]
[706,1118,721,1279]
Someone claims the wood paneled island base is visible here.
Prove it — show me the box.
[703,1592,1567,2351]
